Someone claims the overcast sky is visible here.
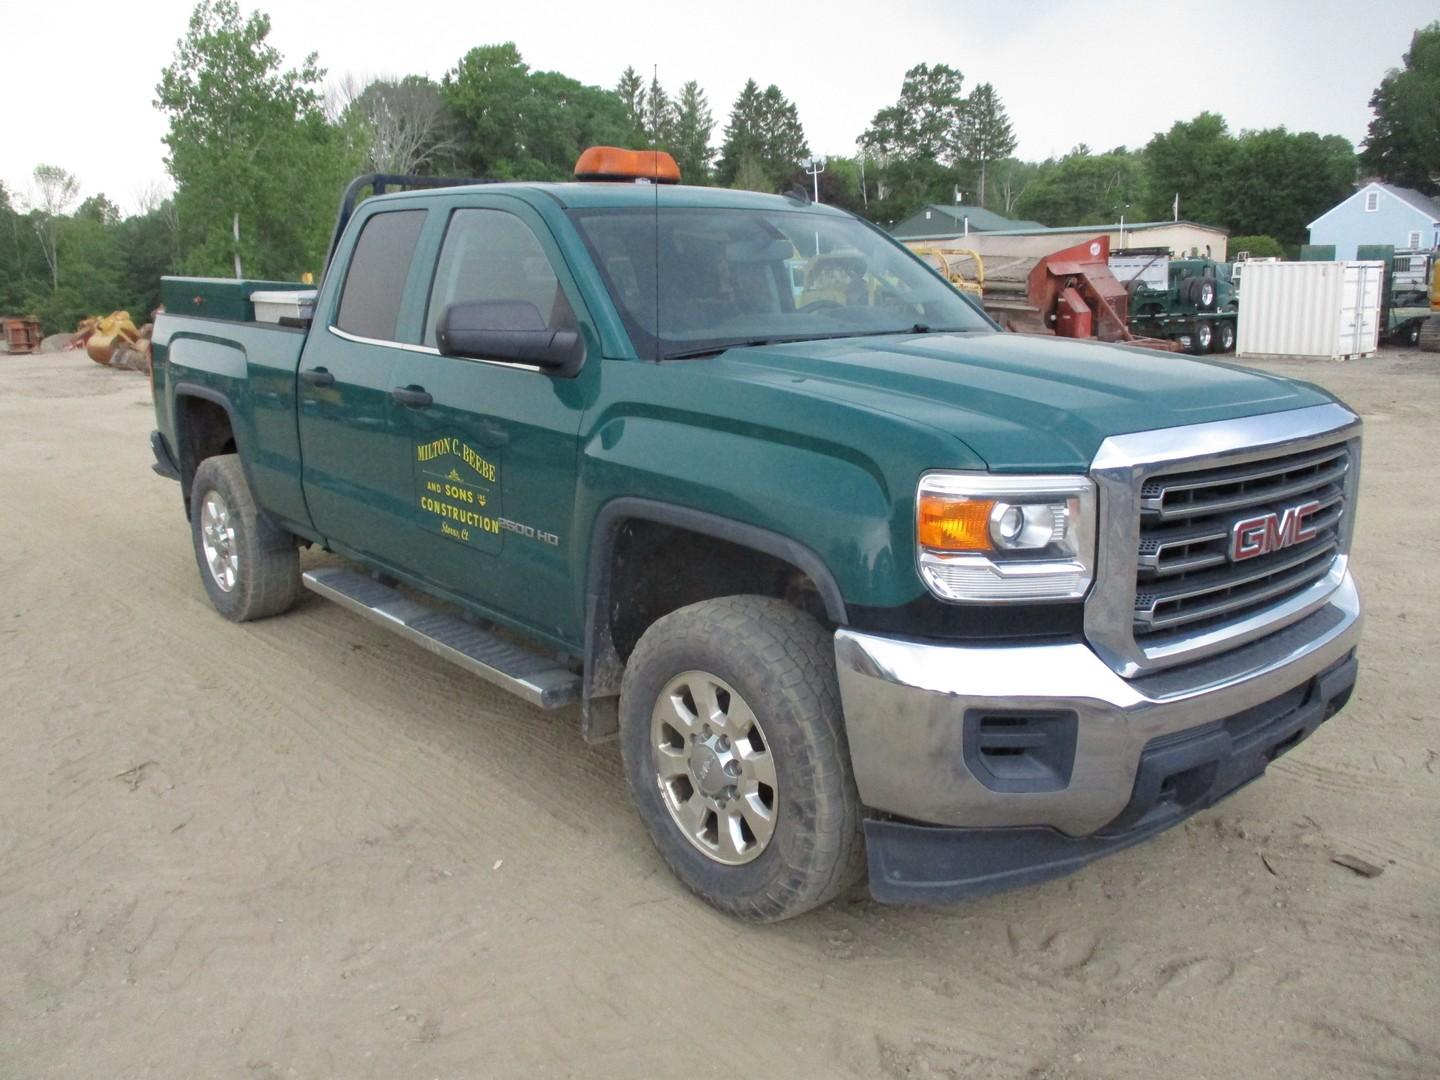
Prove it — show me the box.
[5,0,1436,214]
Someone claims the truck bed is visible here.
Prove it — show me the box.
[153,312,312,532]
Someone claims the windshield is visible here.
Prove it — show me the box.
[569,206,993,359]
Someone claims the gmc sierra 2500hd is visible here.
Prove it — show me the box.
[150,148,1362,921]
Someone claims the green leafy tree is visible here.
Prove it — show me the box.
[443,43,629,180]
[156,0,358,279]
[1228,235,1286,258]
[862,157,956,227]
[992,157,1039,216]
[1015,147,1145,226]
[671,81,715,183]
[858,64,970,224]
[1141,112,1235,224]
[120,200,184,317]
[956,82,1016,207]
[0,183,43,315]
[781,154,866,214]
[716,79,809,190]
[1360,22,1440,194]
[1226,128,1355,244]
[76,194,122,227]
[860,63,966,162]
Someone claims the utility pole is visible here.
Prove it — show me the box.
[805,157,826,203]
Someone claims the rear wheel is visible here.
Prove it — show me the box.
[1189,320,1214,354]
[619,596,865,921]
[189,454,299,622]
[1211,319,1236,353]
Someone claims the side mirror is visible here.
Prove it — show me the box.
[436,300,585,375]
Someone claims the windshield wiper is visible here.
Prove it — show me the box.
[663,338,782,361]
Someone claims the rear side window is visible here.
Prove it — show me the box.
[335,209,426,341]
[424,209,575,347]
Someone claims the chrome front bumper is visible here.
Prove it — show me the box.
[834,570,1362,837]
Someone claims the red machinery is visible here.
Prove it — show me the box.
[1024,235,1178,351]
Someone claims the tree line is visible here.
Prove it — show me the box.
[5,1,1437,335]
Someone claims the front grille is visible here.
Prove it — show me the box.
[1133,442,1349,641]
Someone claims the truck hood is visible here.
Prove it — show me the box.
[705,331,1336,471]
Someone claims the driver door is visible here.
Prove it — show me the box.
[384,198,596,646]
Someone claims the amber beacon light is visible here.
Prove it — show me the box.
[574,146,681,184]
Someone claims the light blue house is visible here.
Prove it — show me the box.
[1308,181,1440,259]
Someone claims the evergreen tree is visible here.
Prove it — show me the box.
[717,80,809,190]
[644,74,675,146]
[757,85,810,177]
[717,78,765,186]
[957,83,1016,207]
[672,81,715,183]
[615,65,646,144]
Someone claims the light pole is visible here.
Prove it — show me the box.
[805,157,826,203]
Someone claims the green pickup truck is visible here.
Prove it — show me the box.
[150,152,1363,921]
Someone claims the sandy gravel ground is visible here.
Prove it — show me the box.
[0,347,1436,1079]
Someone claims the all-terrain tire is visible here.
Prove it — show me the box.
[189,454,300,622]
[619,596,865,921]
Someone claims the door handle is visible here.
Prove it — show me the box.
[391,385,434,408]
[300,366,335,387]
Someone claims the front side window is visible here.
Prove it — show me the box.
[569,206,992,360]
[335,209,426,341]
[424,209,575,347]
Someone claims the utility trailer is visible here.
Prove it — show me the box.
[1109,247,1239,354]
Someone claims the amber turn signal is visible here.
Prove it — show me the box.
[917,494,996,551]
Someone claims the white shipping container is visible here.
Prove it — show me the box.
[251,289,317,324]
[1236,261,1382,360]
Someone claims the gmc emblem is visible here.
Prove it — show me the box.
[1230,500,1321,562]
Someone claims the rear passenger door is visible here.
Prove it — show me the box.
[298,206,429,568]
[385,198,596,646]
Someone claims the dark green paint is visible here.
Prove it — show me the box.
[152,180,1344,655]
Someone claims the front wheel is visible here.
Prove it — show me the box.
[619,596,865,921]
[189,454,299,622]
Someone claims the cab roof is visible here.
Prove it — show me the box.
[369,180,851,217]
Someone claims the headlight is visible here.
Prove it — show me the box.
[916,472,1096,602]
